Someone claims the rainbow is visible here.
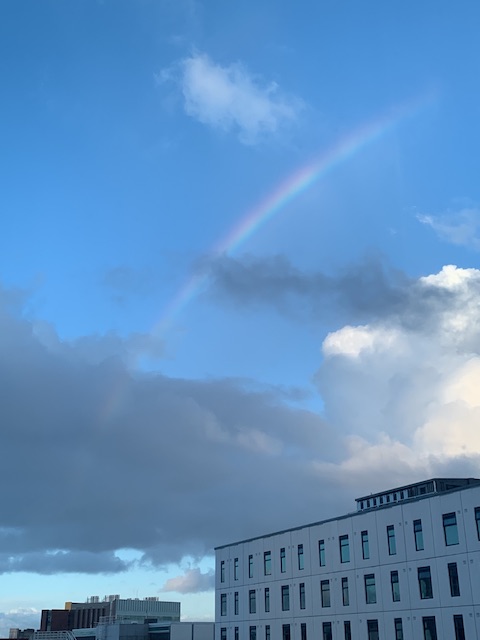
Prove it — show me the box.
[156,91,434,331]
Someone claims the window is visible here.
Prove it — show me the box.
[387,525,396,555]
[342,577,349,606]
[443,512,459,546]
[265,627,270,640]
[298,543,304,570]
[453,615,466,640]
[322,622,332,640]
[249,627,256,640]
[281,585,290,611]
[448,562,460,597]
[391,570,400,602]
[234,557,239,580]
[249,589,256,614]
[418,566,433,599]
[264,587,270,613]
[365,573,376,604]
[221,593,227,616]
[339,535,350,563]
[367,620,379,640]
[264,551,271,576]
[221,628,227,640]
[282,625,290,640]
[361,530,370,559]
[414,519,424,551]
[319,539,325,566]
[394,619,403,640]
[422,616,437,640]
[475,507,480,540]
[280,547,286,573]
[299,582,306,609]
[234,591,239,615]
[320,579,330,607]
[220,561,225,583]
[248,554,254,578]
[234,628,239,640]
[301,624,307,640]
[344,621,351,640]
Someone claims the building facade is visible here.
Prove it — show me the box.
[215,478,480,640]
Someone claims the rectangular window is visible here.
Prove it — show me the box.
[475,507,480,540]
[249,589,256,614]
[235,628,239,640]
[414,519,424,551]
[234,591,239,615]
[221,593,227,616]
[265,626,270,640]
[320,579,331,607]
[367,620,379,640]
[448,562,460,597]
[339,535,350,563]
[387,525,397,555]
[391,570,400,602]
[264,587,270,613]
[220,560,225,583]
[234,557,239,580]
[422,616,437,640]
[443,512,459,546]
[344,621,351,640]
[298,543,304,570]
[365,573,376,604]
[249,627,256,640]
[342,577,349,606]
[248,554,254,578]
[319,539,325,566]
[221,628,227,640]
[322,622,332,640]
[264,551,271,576]
[418,566,433,599]
[454,615,466,640]
[361,530,370,559]
[301,624,307,640]
[394,619,403,640]
[281,585,290,611]
[299,582,306,609]
[282,625,290,640]
[280,547,286,573]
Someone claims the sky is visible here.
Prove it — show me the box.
[2,0,480,633]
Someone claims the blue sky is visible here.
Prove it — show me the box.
[2,0,480,632]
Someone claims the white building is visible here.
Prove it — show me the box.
[215,478,480,640]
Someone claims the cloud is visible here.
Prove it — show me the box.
[161,568,214,594]
[418,207,480,250]
[160,52,302,144]
[0,609,40,638]
[0,551,131,575]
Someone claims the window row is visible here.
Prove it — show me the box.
[220,614,466,640]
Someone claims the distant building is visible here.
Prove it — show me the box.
[8,630,35,640]
[34,621,213,640]
[215,477,480,640]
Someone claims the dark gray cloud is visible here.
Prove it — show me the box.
[0,551,130,575]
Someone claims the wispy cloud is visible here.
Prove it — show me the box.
[160,52,303,144]
[161,567,214,594]
[418,207,480,250]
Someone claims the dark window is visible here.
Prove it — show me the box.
[394,619,403,640]
[298,543,304,570]
[387,525,397,555]
[361,530,370,559]
[235,628,239,640]
[322,622,332,640]
[391,570,400,602]
[221,593,227,616]
[249,589,256,614]
[234,557,239,580]
[280,548,286,573]
[320,579,330,607]
[414,519,424,551]
[264,551,271,576]
[319,539,325,566]
[221,628,227,640]
[265,627,270,640]
[344,621,351,640]
[422,617,437,640]
[234,591,239,615]
[264,587,270,613]
[365,573,376,604]
[299,582,306,609]
[248,554,254,578]
[300,624,307,640]
[367,620,379,640]
[339,535,350,563]
[454,615,466,640]
[282,625,290,640]
[448,562,460,597]
[342,577,349,606]
[281,585,290,611]
[418,566,433,599]
[475,507,480,540]
[249,627,256,640]
[220,560,225,583]
[443,512,459,546]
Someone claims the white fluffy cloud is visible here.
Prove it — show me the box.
[161,568,215,594]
